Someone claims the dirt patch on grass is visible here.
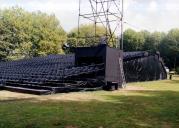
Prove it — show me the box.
[0,85,152,102]
[124,86,146,91]
[0,91,103,102]
[65,126,78,128]
[41,92,103,101]
[0,91,38,101]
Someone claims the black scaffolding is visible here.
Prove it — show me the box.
[78,0,124,48]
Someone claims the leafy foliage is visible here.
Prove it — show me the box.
[176,67,179,74]
[123,29,145,51]
[159,29,179,69]
[123,29,179,70]
[143,32,165,51]
[67,24,116,47]
[0,7,66,60]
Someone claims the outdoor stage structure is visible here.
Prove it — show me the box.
[0,44,125,95]
[0,44,167,95]
[0,0,167,94]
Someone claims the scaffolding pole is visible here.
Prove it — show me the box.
[78,0,123,49]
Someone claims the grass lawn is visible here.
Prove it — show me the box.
[0,76,179,128]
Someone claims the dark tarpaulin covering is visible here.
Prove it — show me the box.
[75,44,124,86]
[105,47,123,85]
[123,51,167,82]
[123,51,148,61]
[75,44,106,65]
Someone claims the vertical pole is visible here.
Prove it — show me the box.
[107,0,110,45]
[77,0,81,47]
[174,41,177,70]
[106,1,109,38]
[120,0,124,50]
[95,0,97,43]
[174,57,176,70]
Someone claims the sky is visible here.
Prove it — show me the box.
[0,0,179,32]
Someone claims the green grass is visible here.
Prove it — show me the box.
[128,75,179,91]
[0,76,179,128]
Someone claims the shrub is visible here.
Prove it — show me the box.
[176,67,179,74]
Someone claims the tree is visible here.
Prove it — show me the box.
[159,29,179,69]
[0,9,18,60]
[67,24,116,47]
[0,7,66,60]
[123,29,145,51]
[143,31,165,51]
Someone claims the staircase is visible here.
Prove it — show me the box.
[4,81,53,95]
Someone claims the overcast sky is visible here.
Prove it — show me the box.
[0,0,179,32]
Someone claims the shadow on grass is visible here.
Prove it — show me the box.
[164,79,179,84]
[104,90,179,127]
[0,98,36,103]
[0,90,179,128]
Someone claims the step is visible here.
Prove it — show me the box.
[6,80,66,89]
[52,87,84,93]
[4,86,51,95]
[6,82,55,91]
[0,85,5,90]
[6,81,44,86]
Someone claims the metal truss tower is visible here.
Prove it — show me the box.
[78,0,124,49]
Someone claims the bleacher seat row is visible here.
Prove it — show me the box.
[0,54,104,94]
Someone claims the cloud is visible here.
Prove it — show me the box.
[0,0,179,32]
[23,0,79,31]
[0,0,79,31]
[165,0,179,11]
[148,1,158,12]
[124,0,179,32]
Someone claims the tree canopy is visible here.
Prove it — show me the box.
[123,29,179,70]
[159,29,179,69]
[123,29,145,51]
[0,7,66,60]
[67,24,116,47]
